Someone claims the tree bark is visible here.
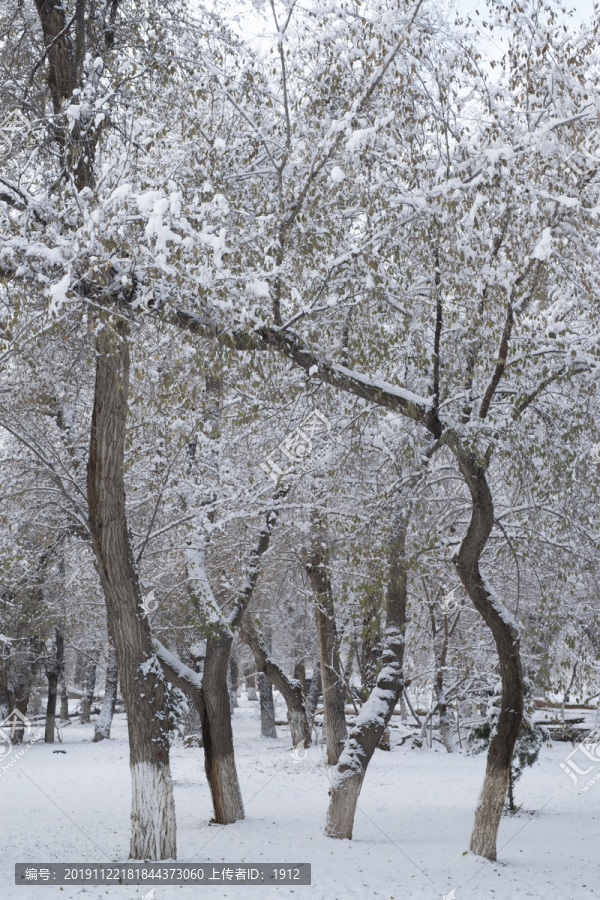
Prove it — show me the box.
[59,671,69,723]
[80,647,100,724]
[293,659,307,697]
[305,661,322,728]
[448,438,524,861]
[325,508,408,839]
[306,519,346,765]
[229,652,239,709]
[241,618,311,747]
[201,633,245,822]
[87,317,176,860]
[259,673,277,739]
[44,630,63,743]
[93,644,118,742]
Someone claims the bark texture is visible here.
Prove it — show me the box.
[201,633,245,822]
[306,521,346,765]
[33,0,96,189]
[259,673,277,739]
[87,318,176,860]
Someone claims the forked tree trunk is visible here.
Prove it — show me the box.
[80,648,100,724]
[259,673,277,738]
[325,508,408,839]
[201,634,245,823]
[449,439,524,861]
[196,501,285,822]
[93,644,118,742]
[44,630,63,743]
[87,317,176,860]
[241,618,311,747]
[306,521,346,765]
[153,636,244,824]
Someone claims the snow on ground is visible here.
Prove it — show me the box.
[1,693,598,900]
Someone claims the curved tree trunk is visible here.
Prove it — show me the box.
[87,318,176,860]
[241,617,311,747]
[93,644,118,742]
[325,508,408,839]
[449,439,524,861]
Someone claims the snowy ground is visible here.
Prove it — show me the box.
[1,693,598,900]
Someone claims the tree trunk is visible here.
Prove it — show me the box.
[44,630,63,743]
[448,439,524,862]
[241,618,311,747]
[259,673,277,738]
[425,590,459,755]
[245,667,258,701]
[201,634,245,823]
[358,588,382,702]
[305,661,321,728]
[257,629,277,739]
[4,638,39,743]
[229,652,239,709]
[80,648,100,724]
[306,520,346,765]
[325,508,408,839]
[93,644,118,742]
[294,659,307,697]
[87,317,176,860]
[59,671,69,723]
